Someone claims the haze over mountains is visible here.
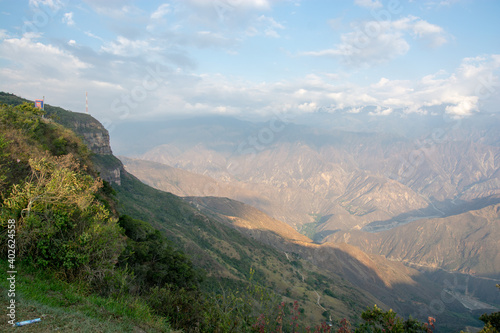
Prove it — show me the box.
[115,109,500,300]
[115,111,500,228]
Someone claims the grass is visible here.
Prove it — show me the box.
[114,172,377,328]
[0,260,173,333]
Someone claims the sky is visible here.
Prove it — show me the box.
[0,0,499,128]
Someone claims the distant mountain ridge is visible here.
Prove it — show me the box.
[116,113,500,235]
[326,203,500,279]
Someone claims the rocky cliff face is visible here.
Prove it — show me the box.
[82,130,113,155]
[62,116,122,185]
[66,119,113,155]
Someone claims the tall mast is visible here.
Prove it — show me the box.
[86,91,88,114]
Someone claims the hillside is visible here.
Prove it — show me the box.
[114,173,482,330]
[120,157,497,326]
[0,92,122,185]
[183,196,496,324]
[0,100,181,331]
[114,170,385,326]
[325,203,500,280]
[0,93,493,332]
[185,196,312,243]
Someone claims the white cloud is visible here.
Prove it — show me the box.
[303,16,448,67]
[235,0,272,9]
[410,19,447,46]
[369,106,393,116]
[82,0,140,19]
[354,0,382,9]
[298,102,318,112]
[1,33,89,71]
[184,0,272,11]
[151,54,498,119]
[29,0,63,10]
[83,0,130,8]
[151,4,170,20]
[192,31,237,48]
[0,31,497,123]
[424,0,462,8]
[302,28,409,67]
[348,107,363,113]
[84,31,104,41]
[249,15,285,38]
[62,12,75,26]
[444,96,478,116]
[0,34,93,112]
[173,0,281,37]
[101,36,151,57]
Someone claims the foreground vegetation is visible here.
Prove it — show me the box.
[0,99,497,332]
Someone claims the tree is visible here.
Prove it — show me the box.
[479,285,500,333]
[117,214,203,291]
[355,305,435,333]
[0,102,45,136]
[2,154,124,281]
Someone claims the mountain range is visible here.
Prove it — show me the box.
[113,112,500,234]
[1,92,498,332]
[112,110,500,327]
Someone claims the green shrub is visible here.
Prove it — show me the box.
[355,305,434,333]
[479,285,500,333]
[118,215,203,292]
[1,154,124,281]
[146,285,206,331]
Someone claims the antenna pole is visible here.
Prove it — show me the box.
[86,91,88,114]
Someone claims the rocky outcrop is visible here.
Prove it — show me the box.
[82,131,113,155]
[68,119,113,155]
[91,154,123,186]
[62,116,121,185]
[0,92,122,184]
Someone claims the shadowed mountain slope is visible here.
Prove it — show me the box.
[326,203,500,279]
[182,196,487,330]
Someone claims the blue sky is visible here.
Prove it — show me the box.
[0,0,499,125]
